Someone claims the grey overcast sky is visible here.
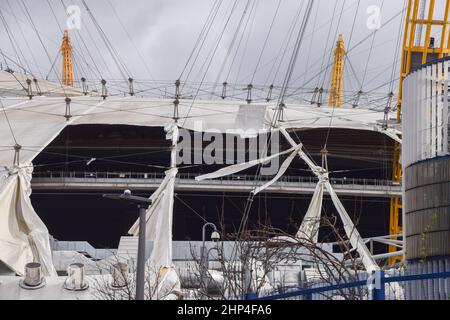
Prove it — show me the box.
[0,0,443,100]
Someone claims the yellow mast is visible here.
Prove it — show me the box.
[390,0,450,264]
[329,34,345,108]
[61,30,74,87]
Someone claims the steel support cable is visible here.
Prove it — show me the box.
[44,2,67,82]
[104,0,162,96]
[71,29,104,81]
[245,0,359,87]
[46,0,63,34]
[344,53,363,89]
[224,0,257,83]
[0,98,18,146]
[79,1,128,79]
[69,1,110,79]
[250,0,282,84]
[179,0,221,81]
[23,147,170,169]
[19,0,68,97]
[0,46,9,70]
[0,54,28,91]
[316,38,404,97]
[271,1,319,162]
[180,0,240,127]
[211,0,253,97]
[6,0,43,78]
[343,62,356,94]
[233,0,315,247]
[2,0,103,82]
[28,151,173,170]
[0,9,29,75]
[359,57,405,98]
[341,0,361,89]
[364,76,402,99]
[320,0,346,89]
[364,59,402,92]
[287,7,406,99]
[315,0,339,89]
[360,0,386,91]
[233,0,259,86]
[0,17,41,91]
[72,49,96,85]
[80,0,131,81]
[355,18,430,97]
[182,0,224,88]
[301,1,320,88]
[57,0,106,80]
[262,2,303,88]
[174,195,209,224]
[46,51,61,81]
[271,1,305,87]
[388,0,407,95]
[72,54,90,88]
[105,0,157,82]
[321,1,360,105]
[277,1,315,109]
[46,4,89,83]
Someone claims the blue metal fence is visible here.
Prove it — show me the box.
[248,271,450,300]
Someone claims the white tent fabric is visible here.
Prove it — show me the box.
[128,123,179,269]
[150,266,182,300]
[252,144,303,195]
[128,168,178,268]
[0,94,398,168]
[324,181,378,272]
[0,165,56,276]
[195,146,296,182]
[296,181,324,243]
[279,127,323,175]
[0,73,395,276]
[282,127,379,271]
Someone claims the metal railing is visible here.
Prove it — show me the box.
[32,171,399,188]
[249,270,450,301]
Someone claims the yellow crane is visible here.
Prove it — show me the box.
[329,34,345,108]
[61,30,74,87]
[390,0,450,264]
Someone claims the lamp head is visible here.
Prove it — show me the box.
[211,231,221,242]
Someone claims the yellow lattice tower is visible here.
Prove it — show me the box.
[390,0,450,264]
[329,34,345,108]
[61,30,74,87]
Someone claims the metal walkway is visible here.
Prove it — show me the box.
[31,171,402,197]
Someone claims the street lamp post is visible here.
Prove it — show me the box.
[200,222,220,295]
[103,190,152,301]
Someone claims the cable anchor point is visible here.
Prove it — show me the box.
[316,87,323,107]
[128,77,134,96]
[64,97,72,121]
[221,82,228,100]
[26,78,33,100]
[81,77,88,96]
[246,84,253,104]
[101,79,108,100]
[13,144,22,167]
[266,84,274,102]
